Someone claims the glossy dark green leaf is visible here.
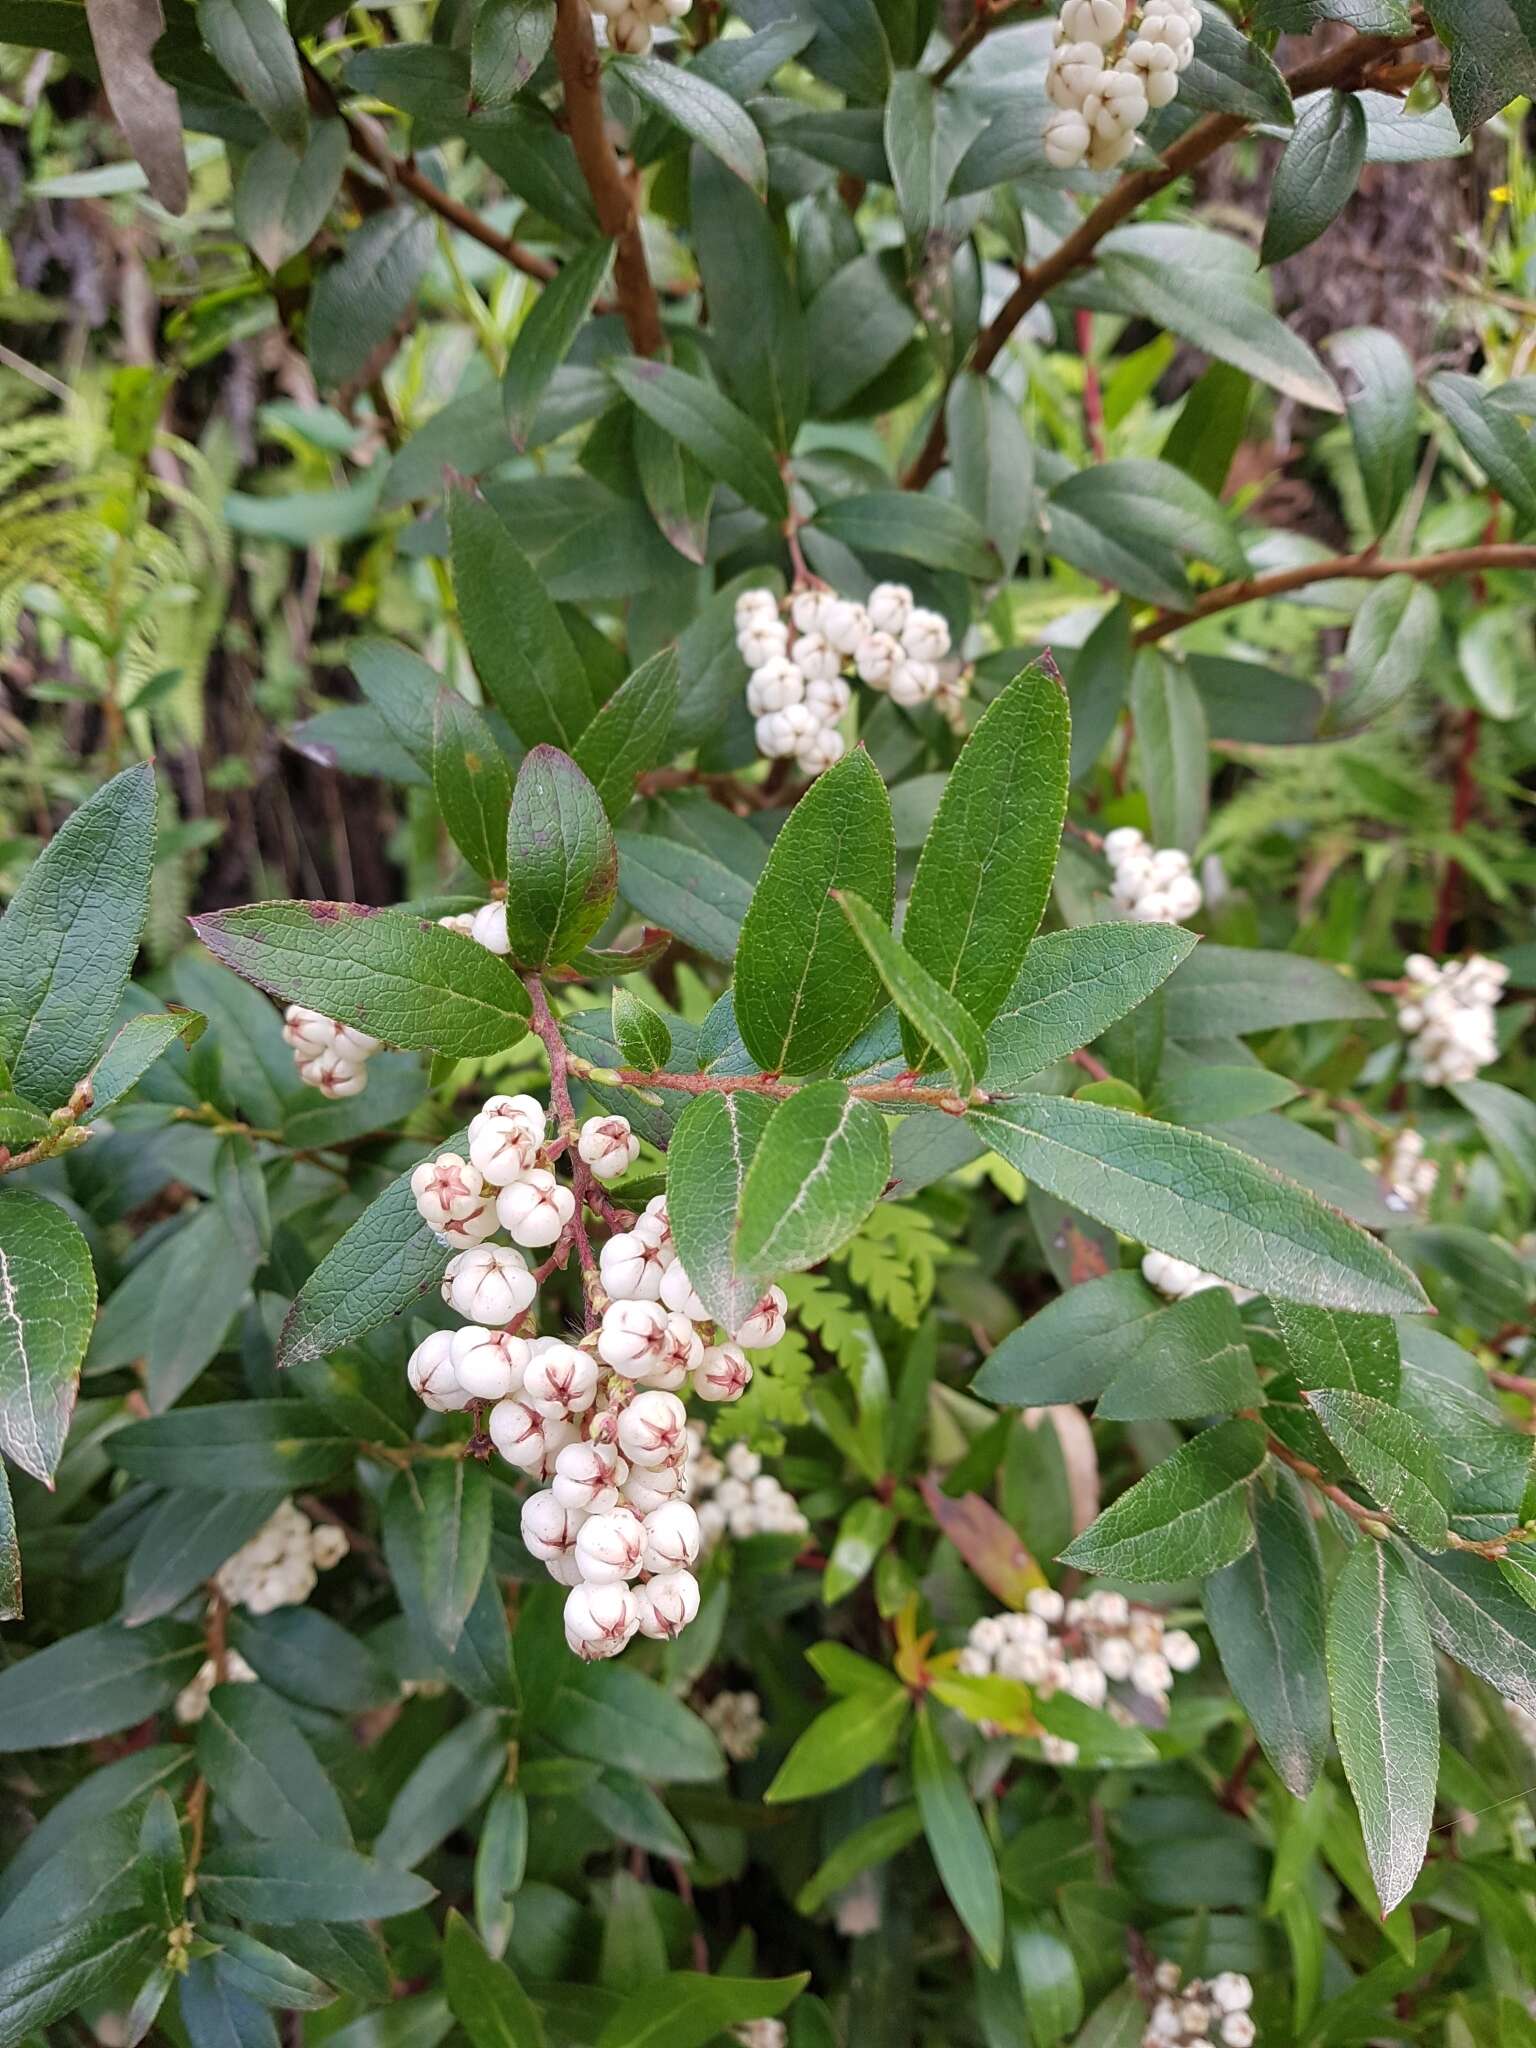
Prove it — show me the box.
[736,1082,890,1278]
[111,1402,353,1491]
[615,830,752,963]
[1331,575,1440,729]
[609,359,786,519]
[665,1090,776,1332]
[1161,944,1380,1037]
[308,207,434,390]
[200,0,307,148]
[1060,1420,1265,1581]
[444,1909,546,2048]
[984,924,1196,1091]
[947,371,1034,571]
[1270,1299,1401,1400]
[1423,0,1536,134]
[882,70,987,239]
[435,692,512,882]
[552,1663,724,1783]
[610,989,671,1071]
[1096,1286,1262,1420]
[375,1714,508,1869]
[83,1008,205,1121]
[501,747,617,968]
[910,1703,1003,1967]
[1261,89,1366,264]
[0,1189,96,1484]
[202,1930,335,2013]
[1307,1389,1451,1548]
[472,0,555,105]
[616,55,766,192]
[1151,1065,1300,1126]
[196,1843,437,1924]
[689,152,807,449]
[502,239,614,449]
[1050,460,1246,611]
[1325,326,1419,535]
[572,650,679,823]
[973,1270,1165,1407]
[764,1683,909,1802]
[1429,371,1536,528]
[0,1913,160,2048]
[596,1971,808,2048]
[136,1788,185,1929]
[234,120,347,272]
[197,1681,352,1844]
[834,890,987,1093]
[812,492,997,579]
[1131,651,1208,851]
[121,1488,287,1626]
[0,1619,202,1751]
[383,1461,493,1654]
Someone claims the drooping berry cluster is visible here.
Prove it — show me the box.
[1103,827,1203,925]
[688,1427,810,1546]
[960,1586,1200,1763]
[1043,0,1203,172]
[282,1005,382,1098]
[585,0,689,53]
[213,1497,349,1615]
[1395,951,1508,1085]
[736,583,966,775]
[1369,1125,1438,1217]
[405,1095,794,1662]
[1145,1963,1256,2048]
[1141,1250,1253,1305]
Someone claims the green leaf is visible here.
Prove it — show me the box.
[794,1804,925,1914]
[0,762,156,1110]
[472,0,555,104]
[382,1462,493,1655]
[633,412,713,566]
[1066,603,1132,781]
[348,638,440,775]
[1060,1420,1265,1581]
[1410,1547,1536,1718]
[444,1910,546,2048]
[0,1467,17,1623]
[1429,372,1536,528]
[0,1188,96,1484]
[1011,1916,1084,2046]
[121,1488,288,1626]
[1096,1287,1262,1421]
[1150,1065,1301,1126]
[610,989,671,1071]
[811,492,998,579]
[609,359,786,519]
[834,890,987,1093]
[551,1663,723,1782]
[615,56,766,193]
[200,1930,335,2013]
[910,1703,1004,1968]
[1325,326,1419,535]
[572,650,680,823]
[1422,0,1536,134]
[435,692,512,882]
[196,1843,437,1924]
[111,1402,352,1491]
[1261,90,1366,264]
[689,153,807,450]
[734,747,895,1075]
[229,1607,395,1717]
[197,1683,352,1845]
[901,663,1069,1053]
[1270,1299,1401,1400]
[1451,1077,1536,1193]
[1204,1470,1331,1797]
[1160,360,1254,498]
[882,71,988,240]
[1331,575,1440,729]
[502,239,614,450]
[596,1971,808,2048]
[973,1270,1165,1407]
[1130,651,1208,851]
[200,0,308,149]
[968,1096,1426,1313]
[665,1091,776,1333]
[278,1129,466,1367]
[83,1008,205,1121]
[763,1684,910,1801]
[947,371,1034,571]
[1326,1539,1438,1915]
[616,831,752,963]
[736,1082,891,1278]
[235,120,348,272]
[0,1913,160,2048]
[448,486,597,751]
[1161,944,1380,1037]
[501,747,617,969]
[984,924,1196,1092]
[137,1787,185,1930]
[0,1618,202,1751]
[1306,1389,1452,1549]
[1180,1,1294,121]
[190,902,531,1059]
[375,1714,509,1869]
[308,207,435,389]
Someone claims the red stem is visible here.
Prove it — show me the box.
[1076,309,1105,463]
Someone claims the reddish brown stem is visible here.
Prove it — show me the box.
[598,1064,978,1114]
[524,976,603,1323]
[1076,308,1105,462]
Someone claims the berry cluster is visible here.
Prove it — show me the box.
[689,1426,810,1546]
[1141,1250,1253,1305]
[736,583,965,775]
[1043,0,1203,172]
[282,1005,382,1099]
[701,1687,768,1762]
[213,1497,349,1615]
[1145,1963,1256,2048]
[405,1094,793,1661]
[960,1586,1200,1763]
[1370,1125,1438,1217]
[1396,951,1508,1085]
[437,900,513,954]
[1103,827,1203,925]
[585,0,689,52]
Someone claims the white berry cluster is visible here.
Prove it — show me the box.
[1141,1250,1253,1306]
[1043,0,1203,172]
[736,583,966,775]
[175,1646,259,1725]
[405,1097,793,1662]
[1396,951,1508,1085]
[585,0,688,53]
[437,900,513,954]
[213,1498,349,1615]
[1370,1125,1438,1217]
[1145,1963,1255,2048]
[959,1585,1200,1763]
[1103,827,1203,925]
[701,1687,767,1761]
[282,1005,382,1099]
[688,1425,810,1546]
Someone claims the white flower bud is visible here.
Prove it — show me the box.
[734,586,779,626]
[657,1312,705,1376]
[577,1115,639,1182]
[657,1259,708,1322]
[636,1567,700,1639]
[1211,1974,1253,2015]
[496,1169,575,1248]
[1047,39,1105,107]
[693,1344,752,1402]
[1026,1585,1065,1622]
[331,1021,382,1062]
[488,1398,547,1472]
[618,1389,688,1468]
[411,1153,487,1230]
[1102,826,1145,862]
[733,1286,787,1350]
[521,1489,582,1562]
[642,1499,701,1573]
[575,1507,646,1583]
[804,675,852,726]
[789,589,827,635]
[439,911,476,936]
[818,599,871,656]
[553,1438,625,1513]
[599,1229,665,1303]
[854,631,902,687]
[737,619,790,670]
[1126,36,1181,103]
[1059,0,1125,43]
[900,607,951,662]
[1163,1627,1200,1672]
[449,1325,530,1401]
[1043,108,1092,167]
[523,1340,599,1418]
[1086,125,1137,170]
[563,1580,639,1658]
[796,726,846,777]
[1083,68,1147,138]
[442,1244,537,1326]
[865,582,913,635]
[478,1093,547,1147]
[1220,2018,1256,2048]
[755,703,819,760]
[468,1114,541,1188]
[407,1330,471,1412]
[1094,1633,1135,1681]
[598,1297,668,1372]
[789,632,844,684]
[638,1195,672,1246]
[470,901,510,955]
[608,11,651,51]
[298,1051,367,1098]
[746,662,806,719]
[282,1005,336,1058]
[888,659,940,709]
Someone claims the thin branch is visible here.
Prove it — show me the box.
[1265,1427,1532,1561]
[932,0,1042,88]
[1135,542,1536,645]
[524,975,604,1320]
[551,0,665,355]
[902,27,1423,488]
[570,1058,980,1115]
